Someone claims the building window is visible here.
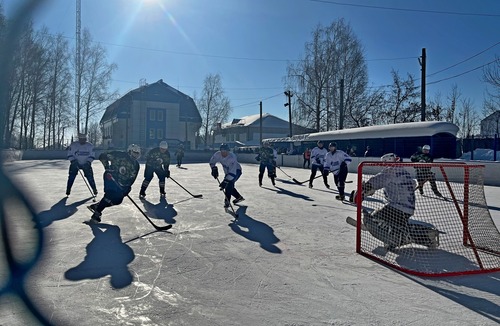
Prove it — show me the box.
[149,128,155,139]
[150,110,156,121]
[157,129,163,139]
[157,110,163,121]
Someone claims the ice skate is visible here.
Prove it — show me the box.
[233,196,245,205]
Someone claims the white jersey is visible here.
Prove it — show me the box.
[209,151,242,181]
[323,150,352,175]
[367,166,416,215]
[67,141,95,165]
[310,146,328,166]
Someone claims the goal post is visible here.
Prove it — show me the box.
[353,161,500,277]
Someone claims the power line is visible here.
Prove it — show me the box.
[427,41,500,77]
[426,59,498,85]
[308,0,500,17]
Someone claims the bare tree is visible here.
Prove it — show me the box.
[44,33,72,149]
[457,98,480,138]
[75,29,117,135]
[445,84,461,124]
[382,69,420,124]
[482,56,500,108]
[285,19,368,132]
[196,73,231,147]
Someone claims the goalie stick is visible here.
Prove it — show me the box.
[346,216,367,231]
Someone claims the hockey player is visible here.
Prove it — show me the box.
[255,141,277,186]
[209,143,244,207]
[323,142,352,200]
[175,144,185,167]
[308,140,329,189]
[361,153,440,250]
[410,145,442,197]
[65,133,98,196]
[87,144,141,223]
[139,141,171,198]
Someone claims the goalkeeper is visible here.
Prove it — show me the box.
[361,153,418,249]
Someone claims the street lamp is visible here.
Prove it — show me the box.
[284,91,293,137]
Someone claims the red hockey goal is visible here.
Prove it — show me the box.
[352,161,500,276]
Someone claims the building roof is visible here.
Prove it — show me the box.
[100,79,201,123]
[221,113,296,129]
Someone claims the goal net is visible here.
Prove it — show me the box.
[351,161,500,276]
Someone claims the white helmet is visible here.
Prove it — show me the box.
[128,144,141,159]
[422,145,430,151]
[381,153,399,162]
[159,141,168,150]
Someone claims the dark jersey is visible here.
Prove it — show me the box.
[145,147,170,170]
[257,147,275,164]
[410,152,433,163]
[99,151,140,188]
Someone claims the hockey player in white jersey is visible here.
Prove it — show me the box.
[323,142,352,200]
[308,140,329,189]
[66,133,97,196]
[210,143,244,207]
[361,153,441,250]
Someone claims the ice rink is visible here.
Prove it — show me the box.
[1,160,499,325]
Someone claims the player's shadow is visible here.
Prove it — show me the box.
[176,166,188,170]
[35,196,92,228]
[229,206,282,254]
[140,196,177,224]
[263,186,313,202]
[64,223,134,289]
[398,258,500,323]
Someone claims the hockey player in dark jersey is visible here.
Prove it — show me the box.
[87,144,141,223]
[256,141,277,186]
[139,141,171,198]
[65,133,98,196]
[410,145,442,197]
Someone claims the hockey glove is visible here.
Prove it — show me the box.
[255,155,261,162]
[219,179,229,191]
[165,170,170,179]
[315,157,321,164]
[272,160,277,167]
[211,166,219,179]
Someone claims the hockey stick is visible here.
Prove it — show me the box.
[275,166,302,184]
[216,177,238,218]
[296,174,322,185]
[126,195,172,231]
[169,176,203,198]
[78,169,97,202]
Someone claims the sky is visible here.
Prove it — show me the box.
[3,0,500,123]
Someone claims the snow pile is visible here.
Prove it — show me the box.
[459,148,500,161]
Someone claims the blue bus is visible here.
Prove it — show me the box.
[263,121,459,159]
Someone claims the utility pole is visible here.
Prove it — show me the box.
[419,48,426,121]
[259,101,263,145]
[75,0,81,134]
[284,91,293,137]
[339,79,344,130]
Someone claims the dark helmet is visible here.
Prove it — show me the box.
[329,142,337,148]
[220,143,230,151]
[317,140,324,146]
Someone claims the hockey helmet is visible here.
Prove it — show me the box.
[220,143,230,151]
[128,144,141,159]
[381,153,399,162]
[329,142,337,148]
[78,133,87,139]
[159,141,168,150]
[422,145,430,151]
[317,140,324,146]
